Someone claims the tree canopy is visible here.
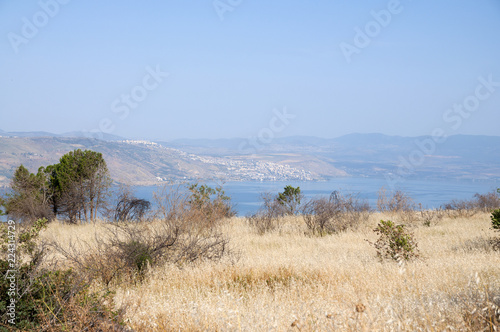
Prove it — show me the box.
[2,149,112,223]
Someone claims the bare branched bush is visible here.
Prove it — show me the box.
[417,204,445,226]
[303,192,370,235]
[153,183,189,221]
[52,218,231,286]
[474,191,500,212]
[443,198,479,218]
[5,194,54,224]
[247,192,287,234]
[442,190,500,218]
[377,187,417,223]
[110,185,151,222]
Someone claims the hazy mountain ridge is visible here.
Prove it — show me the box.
[0,137,317,186]
[0,133,498,186]
[0,129,123,141]
[163,133,500,181]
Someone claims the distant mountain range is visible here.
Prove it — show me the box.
[165,133,500,181]
[0,129,123,141]
[0,130,499,187]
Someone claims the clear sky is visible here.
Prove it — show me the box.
[1,0,499,140]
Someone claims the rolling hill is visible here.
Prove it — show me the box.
[0,137,317,187]
[0,133,499,187]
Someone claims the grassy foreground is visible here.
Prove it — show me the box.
[42,212,499,331]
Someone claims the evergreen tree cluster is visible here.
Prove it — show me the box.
[2,149,111,223]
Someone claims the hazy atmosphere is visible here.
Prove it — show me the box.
[1,1,500,140]
[2,2,500,331]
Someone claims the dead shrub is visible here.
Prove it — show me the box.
[442,190,500,218]
[50,182,234,286]
[417,204,445,226]
[247,192,287,234]
[377,187,417,223]
[111,185,151,222]
[475,191,500,212]
[443,198,479,218]
[303,191,370,235]
[52,218,230,287]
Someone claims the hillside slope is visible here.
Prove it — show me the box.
[0,137,318,186]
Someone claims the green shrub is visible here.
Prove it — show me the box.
[0,263,121,330]
[492,209,500,231]
[369,220,420,261]
[277,185,303,215]
[122,240,154,273]
[0,219,124,330]
[188,183,235,224]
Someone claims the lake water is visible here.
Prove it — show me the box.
[1,178,497,220]
[134,178,499,216]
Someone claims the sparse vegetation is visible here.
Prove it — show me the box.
[2,161,500,330]
[417,204,444,227]
[51,218,231,288]
[474,190,500,212]
[34,211,499,331]
[247,186,306,235]
[50,183,234,288]
[154,182,234,230]
[187,183,235,224]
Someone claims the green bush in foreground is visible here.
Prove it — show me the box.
[0,219,124,330]
[369,220,420,261]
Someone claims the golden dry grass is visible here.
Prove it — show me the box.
[42,212,500,331]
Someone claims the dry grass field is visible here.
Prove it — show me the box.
[40,211,500,331]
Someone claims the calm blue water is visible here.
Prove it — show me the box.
[134,178,499,216]
[2,178,497,220]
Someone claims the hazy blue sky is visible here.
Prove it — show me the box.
[1,0,499,140]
